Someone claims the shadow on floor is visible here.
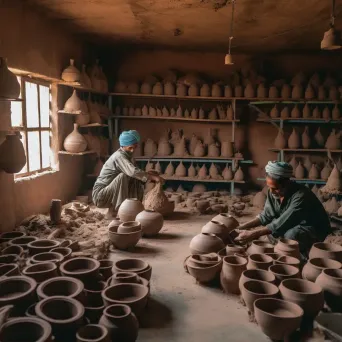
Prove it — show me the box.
[165,212,192,221]
[128,245,162,255]
[150,232,183,240]
[140,297,173,328]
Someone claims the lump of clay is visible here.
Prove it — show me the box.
[291,105,301,118]
[155,161,162,174]
[274,129,287,149]
[164,162,174,176]
[253,192,266,209]
[288,128,301,149]
[325,129,341,150]
[152,82,163,95]
[175,161,187,177]
[144,183,174,216]
[314,127,325,147]
[295,162,304,179]
[222,164,233,180]
[301,126,311,149]
[188,163,196,177]
[144,139,157,157]
[198,165,208,180]
[234,167,244,181]
[212,84,222,97]
[209,163,223,180]
[200,84,210,97]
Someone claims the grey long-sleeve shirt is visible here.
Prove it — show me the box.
[258,182,331,240]
[94,148,148,189]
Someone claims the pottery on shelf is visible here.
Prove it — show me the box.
[188,84,199,96]
[281,84,291,99]
[247,254,273,271]
[295,162,305,179]
[301,126,311,149]
[291,105,301,118]
[80,64,92,88]
[61,59,80,82]
[212,84,222,97]
[220,255,247,294]
[309,242,342,261]
[152,82,163,95]
[305,83,315,99]
[200,84,210,97]
[314,127,325,147]
[247,240,274,255]
[274,128,286,149]
[143,139,157,157]
[325,129,341,150]
[257,83,267,98]
[274,238,300,259]
[0,133,26,173]
[239,269,276,294]
[309,163,320,180]
[269,85,279,98]
[135,210,163,237]
[175,161,186,177]
[189,233,225,255]
[268,264,300,285]
[218,244,245,258]
[0,57,20,98]
[302,257,341,282]
[292,84,303,99]
[64,90,83,113]
[221,141,233,158]
[324,164,342,192]
[222,164,233,180]
[280,106,290,119]
[233,167,244,181]
[164,162,174,176]
[22,262,58,284]
[176,83,187,96]
[60,257,100,282]
[270,105,279,118]
[254,298,303,341]
[288,128,301,149]
[113,258,152,281]
[118,198,144,222]
[63,123,87,153]
[332,104,341,120]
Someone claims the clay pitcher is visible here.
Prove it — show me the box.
[194,141,205,157]
[270,105,279,118]
[234,167,244,181]
[274,129,286,149]
[294,162,304,179]
[314,127,325,147]
[220,256,248,294]
[222,164,233,180]
[288,128,300,149]
[221,141,233,158]
[302,104,311,118]
[0,133,26,173]
[325,164,342,192]
[175,162,186,177]
[332,104,340,120]
[188,163,196,177]
[291,105,301,119]
[198,165,207,180]
[301,126,311,149]
[64,124,87,153]
[184,109,190,118]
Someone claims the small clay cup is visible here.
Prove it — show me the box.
[0,263,20,277]
[99,259,114,281]
[0,254,19,264]
[268,264,300,285]
[76,324,110,342]
[0,231,26,244]
[51,247,73,260]
[1,245,24,256]
[247,254,273,270]
[8,236,38,249]
[302,257,342,282]
[275,255,301,269]
[22,262,58,284]
[60,257,100,282]
[30,252,64,265]
[239,269,276,293]
[117,221,141,234]
[27,239,60,256]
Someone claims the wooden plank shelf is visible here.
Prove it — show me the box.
[80,123,108,127]
[58,150,96,156]
[258,118,342,124]
[162,176,245,183]
[257,177,326,184]
[0,96,23,102]
[250,100,340,105]
[135,157,253,164]
[109,116,239,124]
[57,81,109,96]
[58,110,83,115]
[269,148,342,153]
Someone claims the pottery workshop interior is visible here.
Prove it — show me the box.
[2,0,342,341]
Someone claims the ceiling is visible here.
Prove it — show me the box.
[28,0,342,52]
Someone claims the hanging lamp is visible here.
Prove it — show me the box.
[225,0,236,65]
[321,0,341,50]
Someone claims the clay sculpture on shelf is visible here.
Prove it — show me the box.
[269,85,279,98]
[143,139,157,157]
[61,59,80,82]
[0,58,20,98]
[288,128,301,149]
[303,156,312,173]
[323,197,339,215]
[208,143,220,157]
[280,106,290,119]
[318,86,326,100]
[64,90,83,113]
[323,106,331,120]
[329,86,338,100]
[189,135,198,155]
[226,105,234,120]
[308,164,320,180]
[222,165,233,180]
[314,127,325,147]
[302,103,311,118]
[274,128,286,149]
[312,106,321,119]
[291,104,301,118]
[292,84,303,99]
[332,104,340,120]
[127,82,139,93]
[198,164,208,180]
[152,82,163,95]
[188,84,199,96]
[209,163,222,180]
[164,82,175,95]
[257,83,267,98]
[234,85,243,97]
[157,139,171,156]
[63,124,87,153]
[188,163,196,177]
[176,83,188,96]
[175,162,187,177]
[322,164,342,193]
[0,133,26,173]
[224,85,233,97]
[321,160,332,180]
[212,84,222,97]
[301,126,311,149]
[305,83,315,99]
[281,84,291,99]
[199,107,205,119]
[233,167,244,181]
[221,141,233,158]
[164,162,174,176]
[244,83,255,98]
[200,84,210,97]
[325,129,341,149]
[191,108,198,119]
[270,105,279,118]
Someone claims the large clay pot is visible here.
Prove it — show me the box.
[186,258,222,283]
[36,296,85,340]
[188,84,199,96]
[27,239,60,256]
[268,264,300,285]
[247,241,274,255]
[302,258,341,282]
[201,220,231,243]
[76,324,110,342]
[113,258,151,280]
[239,269,276,294]
[60,257,100,282]
[316,268,342,312]
[0,231,25,244]
[247,254,273,271]
[254,298,303,340]
[99,304,138,342]
[212,214,238,233]
[309,242,342,262]
[61,59,80,82]
[323,106,331,120]
[220,255,247,294]
[189,233,225,255]
[118,198,144,222]
[64,123,87,153]
[274,238,300,259]
[22,262,58,284]
[274,128,286,149]
[64,89,83,113]
[135,210,163,237]
[0,133,26,173]
[0,264,20,277]
[176,83,188,96]
[241,280,279,313]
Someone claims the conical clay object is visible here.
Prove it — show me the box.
[312,106,321,119]
[329,86,338,100]
[152,82,163,95]
[324,164,342,192]
[188,163,196,177]
[244,83,255,98]
[321,161,332,181]
[314,127,325,147]
[162,106,169,117]
[209,163,222,180]
[200,84,210,97]
[194,141,205,157]
[212,84,222,97]
[325,129,341,150]
[274,129,287,149]
[323,197,339,214]
[224,85,233,98]
[149,106,157,117]
[269,86,279,98]
[145,161,154,172]
[253,192,266,209]
[280,106,290,119]
[165,162,174,176]
[217,105,226,120]
[156,108,162,117]
[257,84,267,98]
[281,84,291,99]
[332,104,340,120]
[292,85,303,99]
[288,128,301,149]
[134,107,142,116]
[164,82,175,95]
[303,156,312,173]
[142,105,148,116]
[80,64,91,88]
[305,83,315,99]
[155,161,162,174]
[64,90,82,113]
[127,82,139,93]
[295,162,305,179]
[199,108,205,119]
[175,161,186,177]
[173,136,188,157]
[177,83,188,96]
[289,156,298,170]
[63,124,87,153]
[170,108,176,117]
[309,164,319,180]
[208,108,218,120]
[222,164,233,180]
[235,85,243,97]
[291,105,301,118]
[221,141,233,158]
[189,134,198,155]
[176,105,183,118]
[191,108,198,119]
[208,143,220,158]
[318,86,326,100]
[198,165,208,180]
[301,126,311,149]
[234,167,244,181]
[184,109,190,118]
[270,105,279,118]
[61,59,80,82]
[322,106,331,120]
[141,82,152,94]
[302,104,311,118]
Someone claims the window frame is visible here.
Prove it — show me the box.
[11,76,53,178]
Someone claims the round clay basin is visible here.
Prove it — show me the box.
[0,231,26,243]
[247,240,274,255]
[309,242,342,261]
[30,252,64,265]
[0,263,20,277]
[186,259,222,283]
[302,257,342,282]
[9,236,37,249]
[76,324,109,342]
[60,257,100,281]
[188,254,221,268]
[0,317,52,342]
[269,264,300,285]
[247,254,273,270]
[117,221,141,233]
[27,239,60,256]
[254,298,303,340]
[0,254,19,264]
[50,247,72,259]
[2,245,24,256]
[114,258,149,273]
[275,256,300,268]
[239,269,276,293]
[22,262,58,284]
[102,283,149,316]
[108,229,142,250]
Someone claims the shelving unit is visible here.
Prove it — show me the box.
[58,150,96,156]
[257,177,327,185]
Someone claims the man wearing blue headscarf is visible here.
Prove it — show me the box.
[235,161,331,259]
[92,130,164,218]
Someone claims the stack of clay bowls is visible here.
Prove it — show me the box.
[108,220,142,250]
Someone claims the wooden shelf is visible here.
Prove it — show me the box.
[58,150,96,156]
[0,96,23,102]
[162,176,245,183]
[257,177,326,184]
[135,157,252,164]
[109,116,239,124]
[250,100,340,105]
[269,148,342,153]
[258,118,342,124]
[57,81,109,96]
[80,123,108,127]
[58,110,83,115]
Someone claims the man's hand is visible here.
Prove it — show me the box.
[234,229,258,243]
[149,174,165,184]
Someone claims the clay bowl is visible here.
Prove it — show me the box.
[113,258,149,277]
[218,244,245,257]
[35,296,85,339]
[0,231,26,244]
[60,257,100,282]
[8,236,38,250]
[0,263,20,277]
[0,276,37,316]
[37,276,85,304]
[108,272,150,288]
[302,257,342,282]
[108,226,142,250]
[108,219,122,232]
[27,239,61,256]
[241,280,280,313]
[99,259,114,281]
[84,281,106,303]
[76,324,109,342]
[247,254,273,271]
[247,240,274,255]
[84,300,105,324]
[22,262,58,284]
[268,264,300,285]
[265,253,282,261]
[0,317,53,342]
[25,303,37,317]
[279,278,324,319]
[187,254,221,268]
[186,259,222,283]
[0,254,19,264]
[59,239,73,248]
[102,283,149,316]
[239,269,276,293]
[274,238,300,258]
[275,255,301,269]
[1,245,24,256]
[50,247,73,260]
[254,298,303,341]
[30,252,64,265]
[309,242,342,262]
[117,221,142,234]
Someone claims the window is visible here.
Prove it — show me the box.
[10,77,52,177]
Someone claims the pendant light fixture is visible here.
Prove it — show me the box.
[321,0,341,50]
[225,0,236,65]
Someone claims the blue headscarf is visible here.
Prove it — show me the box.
[265,161,293,179]
[119,130,140,147]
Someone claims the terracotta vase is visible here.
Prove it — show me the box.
[224,85,233,97]
[188,163,196,177]
[64,123,87,153]
[312,106,321,118]
[332,104,341,120]
[325,164,342,192]
[64,90,83,113]
[302,257,341,282]
[257,83,267,98]
[244,83,255,98]
[239,269,276,294]
[253,192,266,209]
[221,141,233,158]
[274,238,300,258]
[220,255,247,294]
[291,104,301,118]
[270,105,279,118]
[241,279,279,313]
[247,241,274,255]
[305,83,315,99]
[175,162,186,177]
[222,164,233,180]
[0,58,20,98]
[281,84,291,99]
[212,84,222,97]
[302,104,311,118]
[135,210,163,237]
[254,298,303,340]
[164,162,174,176]
[198,164,207,180]
[309,164,320,180]
[0,133,26,173]
[143,139,157,157]
[118,198,144,222]
[234,167,244,181]
[325,129,341,149]
[288,128,301,149]
[189,233,225,255]
[309,242,342,261]
[274,128,286,149]
[234,85,243,97]
[152,82,163,95]
[176,83,187,96]
[292,84,303,99]
[269,264,300,285]
[280,106,290,119]
[209,163,222,180]
[61,59,80,82]
[80,64,92,88]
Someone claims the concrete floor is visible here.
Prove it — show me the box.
[108,211,270,342]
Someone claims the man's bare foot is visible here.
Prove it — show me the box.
[105,207,117,220]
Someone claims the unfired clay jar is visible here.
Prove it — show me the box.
[189,233,225,255]
[176,83,187,96]
[60,257,100,283]
[208,143,220,157]
[221,141,233,158]
[64,124,87,153]
[324,164,342,192]
[268,85,279,98]
[233,167,244,181]
[332,104,340,120]
[64,90,83,113]
[199,107,205,119]
[152,82,163,95]
[318,85,326,99]
[194,141,205,157]
[244,83,255,98]
[175,161,186,177]
[302,103,311,118]
[127,82,139,94]
[186,257,222,283]
[188,84,199,96]
[239,269,276,294]
[288,128,301,149]
[302,126,311,149]
[321,162,332,180]
[76,324,110,342]
[247,241,274,255]
[280,106,290,119]
[241,279,279,313]
[309,242,342,261]
[326,129,341,149]
[0,133,26,173]
[329,85,338,100]
[309,164,320,180]
[164,82,175,96]
[254,298,303,341]
[247,254,273,271]
[292,84,303,99]
[302,257,342,282]
[22,262,58,284]
[202,220,231,243]
[270,105,279,118]
[198,165,208,180]
[0,264,20,277]
[164,162,174,176]
[219,244,245,257]
[234,85,243,97]
[113,258,151,280]
[140,82,152,94]
[9,236,38,250]
[314,127,325,147]
[220,255,247,294]
[312,106,321,118]
[275,256,300,269]
[257,83,267,98]
[224,85,233,97]
[27,239,60,256]
[212,214,238,233]
[173,136,187,157]
[200,84,210,97]
[305,83,315,99]
[135,210,163,236]
[281,84,291,99]
[188,163,196,177]
[290,104,301,118]
[323,106,331,120]
[253,192,266,209]
[117,221,141,234]
[268,264,300,285]
[0,231,25,244]
[208,108,217,120]
[118,198,144,222]
[222,165,233,180]
[274,238,300,259]
[212,84,222,97]
[274,129,286,149]
[62,59,80,82]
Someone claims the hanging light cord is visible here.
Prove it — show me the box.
[228,0,236,54]
[330,0,335,27]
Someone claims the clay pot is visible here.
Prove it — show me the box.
[64,90,82,113]
[0,133,26,173]
[239,269,276,294]
[0,57,20,98]
[314,127,325,147]
[312,106,321,118]
[322,106,331,120]
[309,163,320,180]
[0,317,53,342]
[208,143,220,158]
[212,84,222,97]
[325,164,342,192]
[198,165,208,180]
[305,83,315,99]
[192,184,206,193]
[332,104,340,120]
[0,254,19,264]
[113,259,151,281]
[279,278,324,319]
[222,165,233,180]
[135,210,163,237]
[269,85,279,98]
[281,84,291,99]
[318,85,326,99]
[189,233,225,255]
[173,136,187,156]
[99,304,138,342]
[220,255,247,294]
[0,276,37,316]
[108,272,149,288]
[301,126,311,149]
[226,105,234,120]
[274,238,300,259]
[0,263,19,277]
[247,254,273,271]
[157,140,171,157]
[254,298,303,340]
[224,85,233,97]
[118,198,144,222]
[270,105,279,118]
[152,82,163,95]
[288,128,301,149]
[280,106,290,119]
[140,83,152,94]
[234,85,243,97]
[36,296,85,340]
[220,141,233,158]
[188,163,196,177]
[76,324,110,342]
[247,240,274,255]
[212,214,238,233]
[233,167,244,181]
[275,255,301,269]
[329,86,338,100]
[176,83,188,96]
[274,128,286,149]
[302,257,341,283]
[201,220,231,243]
[143,139,157,156]
[80,64,91,88]
[37,276,85,303]
[175,161,186,177]
[241,280,279,313]
[186,258,222,284]
[0,231,25,244]
[60,257,100,282]
[164,162,174,176]
[164,82,175,96]
[295,162,304,179]
[309,242,342,262]
[102,283,148,316]
[30,252,64,265]
[268,264,300,285]
[218,245,245,258]
[64,123,87,153]
[326,129,341,150]
[27,239,60,256]
[188,84,199,96]
[51,247,72,260]
[84,281,106,304]
[200,84,210,97]
[9,236,37,250]
[292,84,303,99]
[117,221,141,234]
[193,141,205,157]
[22,262,58,284]
[244,83,255,98]
[257,83,267,98]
